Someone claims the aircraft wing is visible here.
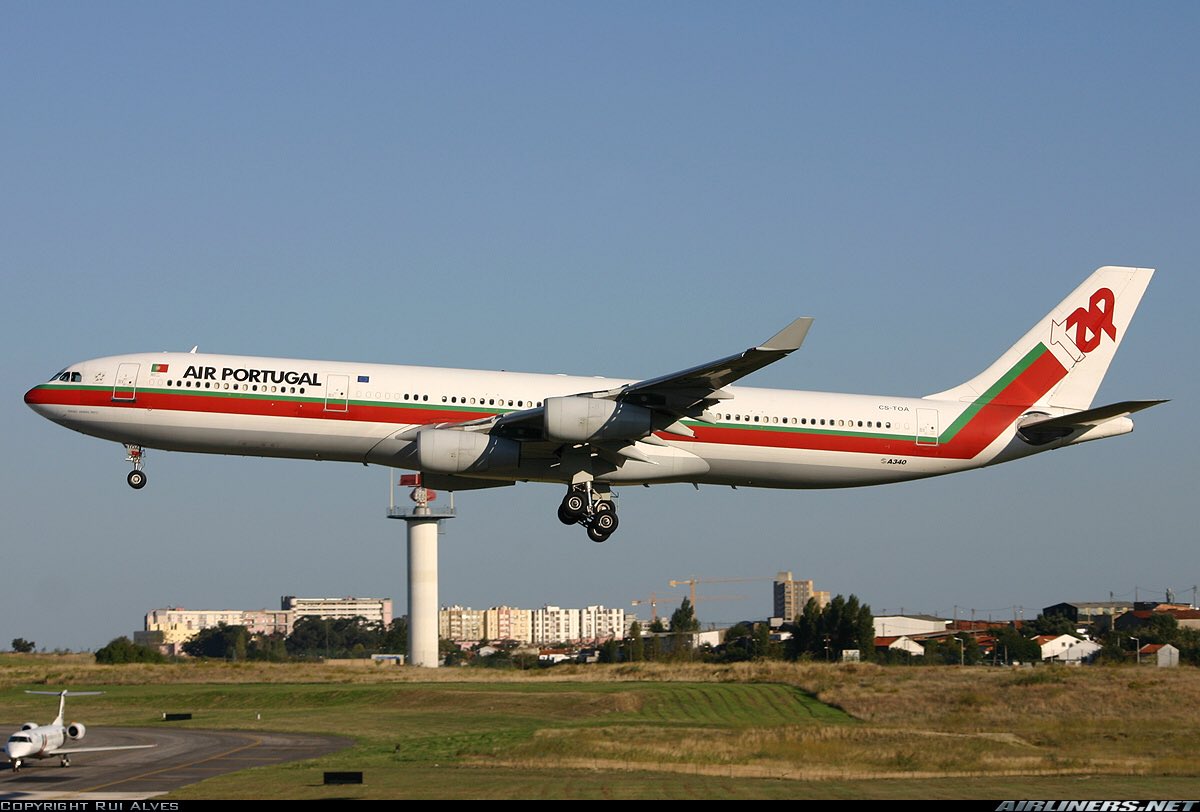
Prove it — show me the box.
[592,317,814,415]
[48,744,156,755]
[446,317,814,439]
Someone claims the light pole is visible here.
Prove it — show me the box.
[1130,636,1141,665]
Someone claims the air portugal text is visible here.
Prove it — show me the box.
[180,366,322,387]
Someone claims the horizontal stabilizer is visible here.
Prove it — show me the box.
[1020,399,1167,431]
[1017,400,1166,445]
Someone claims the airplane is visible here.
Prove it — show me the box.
[24,265,1162,543]
[5,690,155,772]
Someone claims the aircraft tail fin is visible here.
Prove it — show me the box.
[926,266,1154,410]
[26,690,104,726]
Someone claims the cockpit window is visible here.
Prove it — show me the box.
[59,373,71,382]
[49,368,67,381]
[8,735,31,743]
[71,372,82,382]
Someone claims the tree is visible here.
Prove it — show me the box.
[247,633,288,662]
[926,633,982,666]
[1028,613,1078,637]
[381,617,408,654]
[786,597,822,660]
[183,623,249,660]
[11,638,35,653]
[751,622,776,660]
[783,594,874,661]
[599,638,621,663]
[670,598,700,635]
[286,616,384,658]
[625,620,644,662]
[724,622,753,643]
[991,626,1041,664]
[94,636,165,664]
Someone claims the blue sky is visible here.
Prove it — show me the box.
[3,4,1196,650]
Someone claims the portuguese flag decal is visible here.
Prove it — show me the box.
[151,363,169,373]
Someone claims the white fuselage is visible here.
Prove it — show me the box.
[5,723,68,765]
[24,349,1073,491]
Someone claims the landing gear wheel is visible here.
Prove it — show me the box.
[127,470,147,489]
[561,491,587,519]
[60,756,70,768]
[587,524,612,543]
[557,504,577,525]
[593,511,618,534]
[593,500,615,515]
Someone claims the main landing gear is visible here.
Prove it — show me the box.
[557,485,619,543]
[10,758,20,773]
[125,444,147,489]
[60,755,70,768]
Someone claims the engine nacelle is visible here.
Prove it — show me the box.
[67,722,86,740]
[416,429,519,474]
[20,722,37,731]
[544,396,653,443]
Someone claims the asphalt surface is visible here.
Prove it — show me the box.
[0,724,352,800]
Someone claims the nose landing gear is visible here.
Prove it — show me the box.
[125,445,147,489]
[558,485,619,543]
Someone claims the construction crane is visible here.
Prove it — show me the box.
[668,575,775,606]
[630,593,660,621]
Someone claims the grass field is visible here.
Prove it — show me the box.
[2,656,1198,799]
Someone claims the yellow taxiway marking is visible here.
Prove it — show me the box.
[75,733,264,794]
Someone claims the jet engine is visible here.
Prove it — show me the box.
[544,396,652,442]
[416,429,519,474]
[67,722,86,740]
[20,722,37,731]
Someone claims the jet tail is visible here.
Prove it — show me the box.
[26,690,104,726]
[927,266,1155,410]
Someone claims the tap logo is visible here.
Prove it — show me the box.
[1066,288,1117,353]
[1051,287,1116,362]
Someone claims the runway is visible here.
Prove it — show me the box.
[0,725,352,800]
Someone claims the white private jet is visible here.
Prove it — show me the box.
[5,690,154,772]
[25,266,1162,542]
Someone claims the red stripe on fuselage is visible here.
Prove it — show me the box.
[25,348,1069,461]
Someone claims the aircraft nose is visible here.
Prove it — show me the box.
[24,384,54,414]
[5,741,33,760]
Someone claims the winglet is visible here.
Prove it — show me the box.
[758,317,814,352]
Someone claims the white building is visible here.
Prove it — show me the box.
[440,605,486,643]
[281,596,393,627]
[1057,638,1101,664]
[874,615,949,638]
[483,606,533,644]
[1035,634,1075,660]
[144,607,247,652]
[532,606,581,644]
[875,636,926,657]
[580,605,626,643]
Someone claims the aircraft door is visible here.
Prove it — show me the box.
[916,408,939,445]
[324,374,349,412]
[112,363,140,402]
